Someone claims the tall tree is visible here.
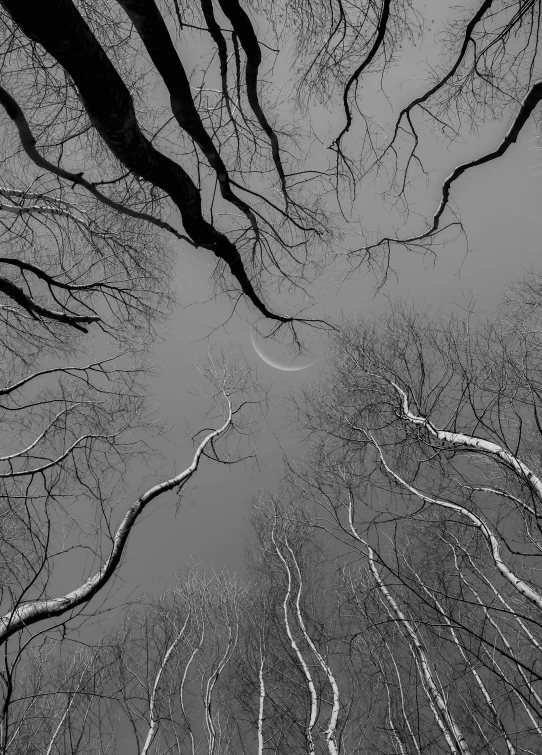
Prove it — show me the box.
[287,277,542,753]
[0,0,541,750]
[0,352,263,754]
[1,1,539,318]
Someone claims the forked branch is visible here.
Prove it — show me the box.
[0,403,233,645]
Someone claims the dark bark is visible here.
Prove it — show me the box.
[216,0,288,197]
[0,84,194,244]
[0,276,99,332]
[389,0,495,144]
[1,0,289,322]
[333,0,392,147]
[115,0,258,229]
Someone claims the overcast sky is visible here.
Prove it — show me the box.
[50,0,542,614]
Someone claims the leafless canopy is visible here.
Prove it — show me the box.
[0,0,541,752]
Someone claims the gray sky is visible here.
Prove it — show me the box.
[110,124,541,601]
[50,0,542,610]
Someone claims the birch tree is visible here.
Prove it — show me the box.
[225,498,349,755]
[0,0,541,749]
[0,353,262,754]
[105,567,247,755]
[2,567,248,755]
[286,276,542,753]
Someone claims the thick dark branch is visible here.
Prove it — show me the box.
[0,257,107,292]
[200,0,230,102]
[216,0,289,200]
[115,0,259,235]
[387,0,495,150]
[0,276,99,332]
[199,0,245,154]
[333,0,392,148]
[358,80,542,252]
[0,0,291,323]
[429,80,542,232]
[0,411,232,645]
[0,84,194,246]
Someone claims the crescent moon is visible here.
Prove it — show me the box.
[250,330,315,372]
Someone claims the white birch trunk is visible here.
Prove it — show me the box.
[373,438,542,614]
[270,518,318,755]
[412,566,517,755]
[140,610,192,755]
[0,404,233,644]
[284,536,340,755]
[347,492,472,755]
[257,641,266,755]
[388,380,542,507]
[453,553,542,739]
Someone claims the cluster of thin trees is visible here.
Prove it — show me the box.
[0,0,542,752]
[5,278,542,754]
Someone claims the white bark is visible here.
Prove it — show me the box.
[453,552,542,738]
[411,565,517,755]
[387,647,422,755]
[0,403,233,644]
[44,657,92,755]
[460,546,542,655]
[270,518,318,755]
[140,610,192,755]
[388,380,542,507]
[0,197,91,228]
[0,429,116,478]
[204,588,241,755]
[257,641,266,755]
[180,614,205,755]
[381,661,408,755]
[347,493,471,755]
[284,536,340,755]
[373,438,542,614]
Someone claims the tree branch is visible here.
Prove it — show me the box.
[0,85,194,247]
[0,405,233,644]
[116,0,260,237]
[0,1,292,322]
[0,275,99,332]
[360,80,542,252]
[332,0,392,148]
[387,376,542,506]
[216,0,289,200]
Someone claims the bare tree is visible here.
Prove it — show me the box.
[0,0,335,327]
[0,0,541,750]
[283,277,542,753]
[221,498,349,755]
[1,1,537,313]
[2,565,249,755]
[107,567,247,755]
[0,352,262,753]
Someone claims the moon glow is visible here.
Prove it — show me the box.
[250,330,315,372]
